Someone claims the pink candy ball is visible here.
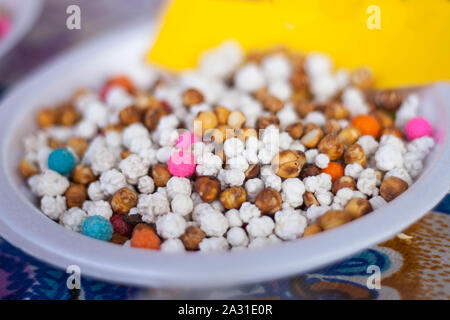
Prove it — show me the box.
[404,117,432,141]
[0,16,11,38]
[175,132,199,149]
[168,150,196,177]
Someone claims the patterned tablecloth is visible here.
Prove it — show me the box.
[0,0,449,300]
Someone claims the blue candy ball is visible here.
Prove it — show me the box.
[82,216,113,241]
[48,148,75,175]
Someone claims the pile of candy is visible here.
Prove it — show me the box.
[20,42,435,252]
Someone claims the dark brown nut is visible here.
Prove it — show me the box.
[325,102,350,120]
[194,111,218,135]
[324,119,341,135]
[72,164,96,185]
[300,163,321,179]
[123,213,143,226]
[262,95,284,113]
[144,107,166,131]
[245,164,260,179]
[37,108,58,128]
[111,187,138,214]
[182,88,204,107]
[344,144,367,167]
[286,122,304,139]
[318,134,345,161]
[372,110,394,129]
[345,198,372,220]
[151,164,171,187]
[375,90,403,111]
[290,71,309,91]
[65,184,87,208]
[119,106,142,125]
[303,223,322,237]
[220,186,247,210]
[293,100,314,118]
[380,176,408,202]
[332,176,356,194]
[194,176,221,203]
[272,150,306,178]
[301,128,323,148]
[19,158,39,178]
[181,226,206,251]
[121,150,132,159]
[256,114,280,130]
[349,66,374,91]
[67,137,88,158]
[337,126,361,146]
[59,106,80,126]
[380,127,403,139]
[134,91,161,111]
[255,187,282,215]
[227,110,246,129]
[318,210,352,230]
[215,106,230,125]
[303,191,319,208]
[110,233,129,245]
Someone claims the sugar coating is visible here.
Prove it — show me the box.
[199,237,229,252]
[41,195,67,220]
[161,238,186,253]
[246,216,275,238]
[274,209,307,240]
[226,227,249,247]
[60,207,87,232]
[156,212,187,239]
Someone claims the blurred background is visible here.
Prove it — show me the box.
[0,0,449,300]
[0,0,162,90]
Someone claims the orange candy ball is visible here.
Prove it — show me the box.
[321,162,344,182]
[130,224,161,250]
[350,115,381,138]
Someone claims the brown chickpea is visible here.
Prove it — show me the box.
[272,150,306,178]
[220,186,247,210]
[119,106,142,125]
[65,184,87,208]
[303,224,322,237]
[72,165,96,185]
[255,188,282,215]
[345,198,372,219]
[111,187,138,214]
[337,126,361,146]
[152,164,171,187]
[318,134,345,161]
[318,210,352,230]
[181,226,206,251]
[19,158,39,178]
[344,144,367,167]
[380,176,408,202]
[215,106,230,125]
[182,88,204,107]
[286,122,304,139]
[332,176,356,194]
[194,176,221,203]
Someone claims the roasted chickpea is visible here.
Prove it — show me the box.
[332,176,356,194]
[215,106,230,125]
[337,126,361,146]
[345,198,372,219]
[119,106,142,125]
[181,226,206,250]
[182,88,204,107]
[220,186,247,210]
[286,122,304,139]
[152,164,171,187]
[272,150,306,178]
[344,144,367,167]
[380,176,408,202]
[255,188,282,215]
[111,187,138,214]
[65,184,87,208]
[318,210,352,230]
[256,114,280,130]
[72,164,96,185]
[318,134,345,160]
[194,176,221,203]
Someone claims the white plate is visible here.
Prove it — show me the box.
[0,21,449,289]
[0,0,42,59]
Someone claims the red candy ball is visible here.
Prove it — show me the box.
[110,214,133,238]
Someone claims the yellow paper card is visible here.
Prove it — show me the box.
[147,0,450,88]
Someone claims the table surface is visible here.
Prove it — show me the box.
[0,0,449,300]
